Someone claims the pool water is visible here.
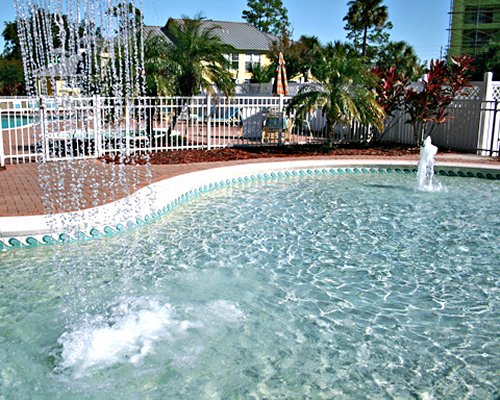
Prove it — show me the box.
[0,173,498,399]
[1,115,34,129]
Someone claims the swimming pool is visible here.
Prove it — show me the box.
[0,170,498,398]
[1,115,34,129]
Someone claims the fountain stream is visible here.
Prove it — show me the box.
[14,0,152,237]
[12,0,160,372]
[417,136,444,192]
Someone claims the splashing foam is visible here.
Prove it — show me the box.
[57,297,245,377]
[417,136,445,192]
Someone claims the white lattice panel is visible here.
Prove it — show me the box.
[456,84,481,100]
[492,84,500,101]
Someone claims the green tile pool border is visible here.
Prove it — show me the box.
[1,165,499,252]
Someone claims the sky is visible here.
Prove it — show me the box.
[0,0,451,62]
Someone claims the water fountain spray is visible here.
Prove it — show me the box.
[417,136,443,192]
[13,0,152,240]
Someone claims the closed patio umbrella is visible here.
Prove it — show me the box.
[273,52,288,96]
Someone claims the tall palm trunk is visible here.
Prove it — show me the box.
[362,25,368,57]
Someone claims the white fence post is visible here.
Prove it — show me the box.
[207,95,212,150]
[93,95,102,157]
[278,94,284,145]
[0,103,4,167]
[477,72,494,156]
[0,129,4,168]
[125,101,131,157]
[39,97,49,162]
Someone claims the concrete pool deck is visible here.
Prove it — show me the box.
[0,152,499,249]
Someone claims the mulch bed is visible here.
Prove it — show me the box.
[100,144,424,165]
[2,144,497,170]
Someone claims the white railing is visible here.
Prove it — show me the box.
[1,95,332,164]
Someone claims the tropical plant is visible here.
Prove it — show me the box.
[343,0,392,58]
[287,42,385,143]
[372,56,473,146]
[249,62,275,83]
[372,65,408,140]
[404,56,473,145]
[242,0,291,37]
[144,14,237,143]
[144,33,173,96]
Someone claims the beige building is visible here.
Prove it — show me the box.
[146,19,276,84]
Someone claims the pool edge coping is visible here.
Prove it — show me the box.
[1,159,499,251]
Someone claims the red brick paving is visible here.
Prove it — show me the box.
[0,154,497,217]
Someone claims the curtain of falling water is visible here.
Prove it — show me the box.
[13,0,155,312]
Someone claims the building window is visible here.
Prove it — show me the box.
[245,54,261,72]
[465,7,495,24]
[463,30,493,48]
[230,54,239,70]
[225,54,239,70]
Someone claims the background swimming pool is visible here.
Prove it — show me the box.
[0,172,498,399]
[1,115,34,129]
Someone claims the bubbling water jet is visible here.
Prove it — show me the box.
[417,136,444,192]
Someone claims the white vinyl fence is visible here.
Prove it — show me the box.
[381,73,500,156]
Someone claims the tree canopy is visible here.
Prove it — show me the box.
[469,40,500,81]
[0,58,25,95]
[1,21,25,95]
[343,0,392,58]
[375,40,424,81]
[242,0,291,37]
[283,35,322,82]
[2,21,22,60]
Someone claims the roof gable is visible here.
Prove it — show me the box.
[143,25,173,45]
[165,19,276,52]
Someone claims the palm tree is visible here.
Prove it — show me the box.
[343,0,391,57]
[249,63,275,83]
[144,32,175,96]
[287,42,385,143]
[375,41,423,81]
[287,35,322,82]
[269,35,322,82]
[144,13,236,97]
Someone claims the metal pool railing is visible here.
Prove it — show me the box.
[0,95,329,165]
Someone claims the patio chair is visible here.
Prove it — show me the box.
[262,110,292,143]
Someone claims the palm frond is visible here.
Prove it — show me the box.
[287,42,385,139]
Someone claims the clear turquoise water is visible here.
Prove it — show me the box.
[0,173,498,399]
[1,115,33,129]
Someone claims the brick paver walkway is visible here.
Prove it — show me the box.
[0,154,497,217]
